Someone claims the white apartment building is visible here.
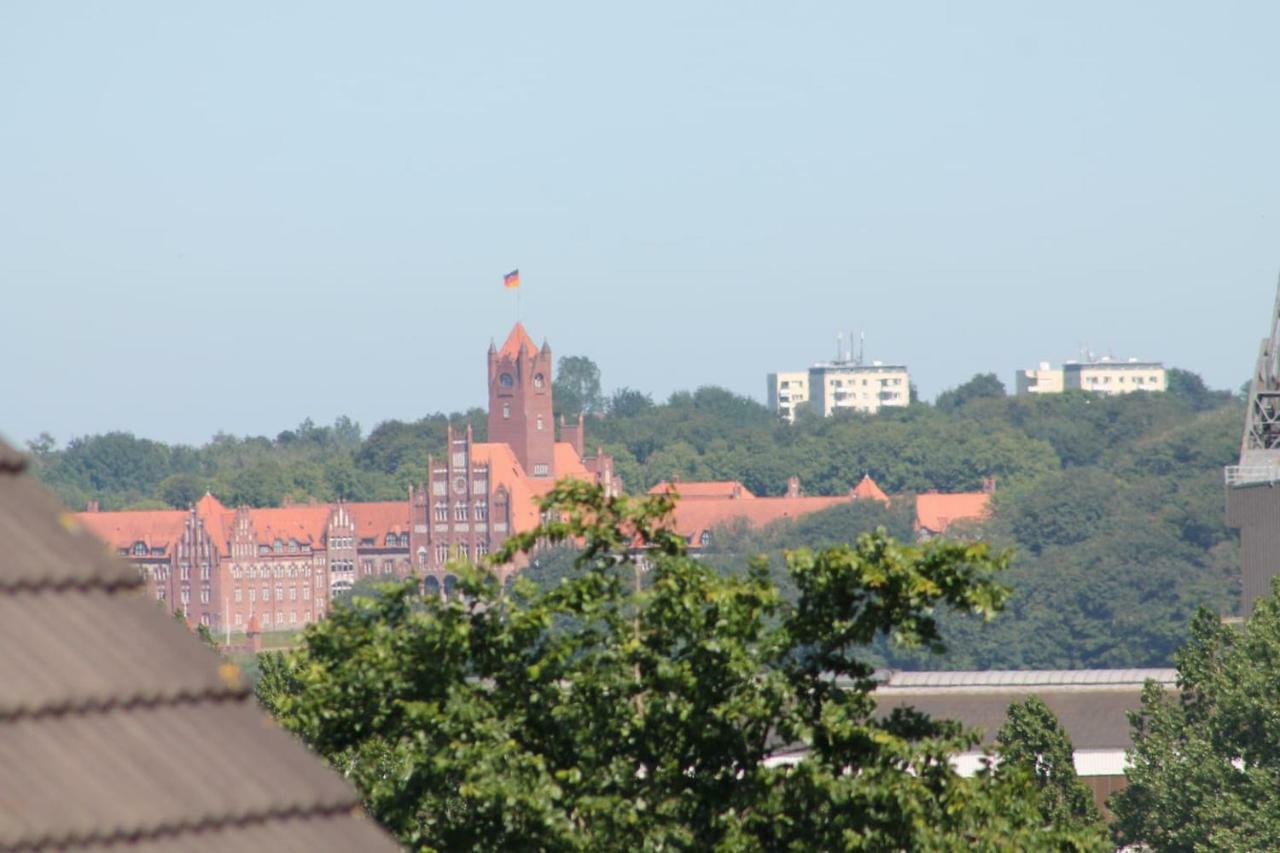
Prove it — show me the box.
[1014,362,1065,395]
[1063,358,1166,395]
[807,361,911,416]
[767,371,810,423]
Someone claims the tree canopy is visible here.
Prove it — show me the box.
[1111,584,1280,849]
[258,482,1102,850]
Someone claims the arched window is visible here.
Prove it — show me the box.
[475,501,488,522]
[417,546,428,567]
[700,531,712,547]
[424,576,440,596]
[533,373,545,388]
[499,373,514,388]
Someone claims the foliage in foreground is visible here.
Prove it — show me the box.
[259,481,1103,850]
[996,696,1105,840]
[1112,583,1280,850]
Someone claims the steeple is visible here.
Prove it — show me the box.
[488,323,555,477]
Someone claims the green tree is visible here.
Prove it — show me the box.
[995,696,1104,840]
[1111,590,1280,850]
[936,373,1007,411]
[158,472,206,508]
[262,481,1099,850]
[553,355,604,416]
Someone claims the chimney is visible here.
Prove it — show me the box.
[786,476,800,498]
[85,500,100,513]
[731,483,742,499]
[981,477,997,495]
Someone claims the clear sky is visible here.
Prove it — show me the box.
[2,2,1278,446]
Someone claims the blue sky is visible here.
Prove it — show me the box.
[2,1,1277,446]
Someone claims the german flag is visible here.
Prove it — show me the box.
[503,269,520,289]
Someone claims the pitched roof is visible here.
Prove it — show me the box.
[244,504,332,547]
[471,442,541,533]
[649,480,757,500]
[669,494,853,544]
[76,507,187,554]
[349,501,412,541]
[915,492,991,534]
[0,440,397,851]
[851,474,889,504]
[497,322,538,361]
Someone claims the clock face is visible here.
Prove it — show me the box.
[453,476,467,495]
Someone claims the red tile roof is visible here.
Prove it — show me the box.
[243,504,332,547]
[915,492,991,535]
[76,509,187,554]
[649,481,757,500]
[349,501,412,540]
[667,493,854,545]
[498,322,539,360]
[851,474,889,504]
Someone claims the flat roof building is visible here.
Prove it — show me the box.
[1014,362,1065,396]
[766,371,809,423]
[1063,358,1166,395]
[808,361,910,417]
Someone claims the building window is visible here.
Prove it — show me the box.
[399,533,409,547]
[234,613,242,627]
[385,534,396,547]
[499,372,514,387]
[290,587,297,601]
[180,566,190,581]
[434,505,448,522]
[275,585,284,601]
[157,588,166,601]
[181,588,189,603]
[477,542,488,558]
[502,402,510,419]
[536,415,544,431]
[305,611,311,622]
[234,588,242,603]
[436,543,448,565]
[533,464,549,476]
[290,611,297,624]
[133,542,147,556]
[700,531,712,546]
[303,586,311,600]
[288,540,299,554]
[383,559,394,573]
[249,588,256,603]
[458,543,469,561]
[362,560,373,575]
[533,372,545,388]
[454,504,468,521]
[476,502,488,521]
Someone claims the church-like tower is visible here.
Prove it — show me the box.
[488,323,555,478]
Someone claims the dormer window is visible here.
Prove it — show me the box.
[499,373,514,388]
[132,542,147,556]
[385,534,396,547]
[288,539,299,554]
[700,531,712,546]
[399,534,409,547]
[273,540,283,554]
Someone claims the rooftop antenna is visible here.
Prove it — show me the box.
[857,331,865,367]
[835,332,844,362]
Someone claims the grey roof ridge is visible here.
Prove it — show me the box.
[0,576,143,594]
[13,796,366,852]
[0,682,250,723]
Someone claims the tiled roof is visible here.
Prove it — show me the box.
[851,474,889,504]
[243,504,332,547]
[0,440,398,851]
[76,508,187,555]
[349,501,412,540]
[670,493,853,544]
[915,492,991,534]
[497,322,538,361]
[649,481,757,500]
[471,442,541,533]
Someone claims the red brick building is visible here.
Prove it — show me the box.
[78,323,621,631]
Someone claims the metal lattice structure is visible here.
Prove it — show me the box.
[1242,277,1280,463]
